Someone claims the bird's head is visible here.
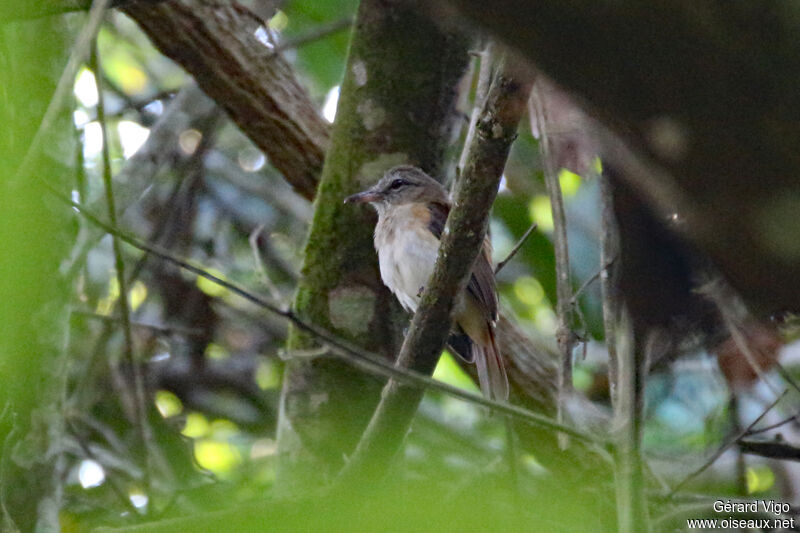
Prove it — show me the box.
[344,165,448,212]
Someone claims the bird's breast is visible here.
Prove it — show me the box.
[374,204,440,313]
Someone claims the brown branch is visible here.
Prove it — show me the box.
[530,81,576,448]
[739,439,800,463]
[336,51,535,485]
[123,0,328,200]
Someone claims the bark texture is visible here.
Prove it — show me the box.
[124,0,328,200]
[276,0,469,490]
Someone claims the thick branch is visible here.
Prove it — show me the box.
[337,52,534,484]
[123,0,328,200]
[739,440,800,463]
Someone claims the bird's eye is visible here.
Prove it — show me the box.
[389,178,406,190]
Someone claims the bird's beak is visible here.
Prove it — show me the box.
[344,189,381,204]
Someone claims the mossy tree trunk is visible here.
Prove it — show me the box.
[276,0,469,489]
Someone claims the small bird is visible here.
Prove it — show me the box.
[344,165,509,400]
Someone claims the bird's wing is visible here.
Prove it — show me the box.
[426,201,498,323]
[426,201,449,238]
[470,240,498,322]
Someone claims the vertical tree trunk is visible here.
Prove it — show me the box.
[276,0,469,490]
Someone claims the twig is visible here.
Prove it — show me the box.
[54,193,600,446]
[494,222,537,275]
[570,264,607,305]
[269,16,353,56]
[531,82,576,449]
[745,413,799,436]
[774,362,800,398]
[12,0,112,184]
[91,41,151,483]
[336,50,536,486]
[667,390,788,498]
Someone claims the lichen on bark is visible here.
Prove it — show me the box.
[276,0,469,490]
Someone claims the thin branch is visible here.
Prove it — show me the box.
[570,262,610,305]
[667,390,788,498]
[598,172,619,406]
[54,190,601,446]
[531,82,576,448]
[269,16,353,56]
[91,41,151,464]
[336,50,536,486]
[494,222,537,275]
[745,414,799,437]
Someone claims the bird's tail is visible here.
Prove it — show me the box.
[474,327,509,401]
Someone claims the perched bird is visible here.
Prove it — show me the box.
[344,165,509,400]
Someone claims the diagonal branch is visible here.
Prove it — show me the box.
[336,51,535,485]
[123,0,329,200]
